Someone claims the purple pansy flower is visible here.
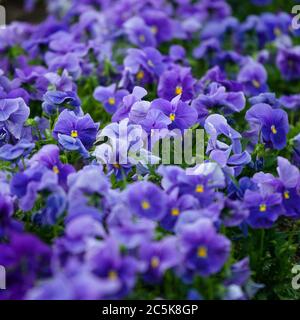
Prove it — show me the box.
[87,238,138,299]
[93,84,128,114]
[276,157,300,219]
[160,193,198,231]
[52,110,99,157]
[158,66,195,101]
[245,103,289,150]
[124,17,156,48]
[29,144,75,191]
[244,190,283,228]
[126,181,168,221]
[139,237,180,283]
[237,60,268,96]
[222,199,249,227]
[141,9,173,43]
[179,218,231,277]
[276,46,300,81]
[123,47,165,85]
[0,232,51,300]
[151,95,198,131]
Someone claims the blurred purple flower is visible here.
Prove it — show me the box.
[93,84,128,114]
[179,218,231,277]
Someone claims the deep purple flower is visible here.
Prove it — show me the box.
[139,237,180,283]
[259,12,291,42]
[179,218,231,277]
[276,46,300,81]
[53,110,99,156]
[245,103,289,150]
[161,162,225,208]
[197,0,232,21]
[151,95,198,131]
[124,47,165,85]
[0,232,51,300]
[87,238,138,299]
[160,193,198,231]
[124,17,156,48]
[158,66,195,101]
[222,199,249,227]
[93,84,128,114]
[141,9,173,43]
[126,181,168,221]
[29,144,75,190]
[276,157,300,219]
[237,60,268,96]
[244,190,283,228]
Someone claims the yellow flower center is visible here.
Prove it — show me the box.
[139,34,145,43]
[141,200,150,210]
[274,27,281,36]
[171,208,180,216]
[151,26,158,34]
[113,163,120,169]
[195,184,204,193]
[136,70,144,80]
[197,246,207,258]
[108,270,118,280]
[169,113,176,121]
[271,125,277,134]
[259,204,267,212]
[284,191,290,199]
[108,97,115,105]
[252,79,260,88]
[71,130,78,138]
[52,166,59,174]
[151,256,160,268]
[175,86,182,95]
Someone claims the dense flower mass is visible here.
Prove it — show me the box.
[0,0,300,300]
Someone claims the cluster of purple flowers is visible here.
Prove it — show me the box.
[0,0,300,300]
